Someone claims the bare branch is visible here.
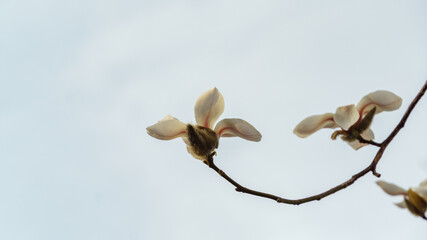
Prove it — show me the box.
[206,80,427,205]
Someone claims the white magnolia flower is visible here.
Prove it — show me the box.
[293,90,402,149]
[147,87,262,160]
[377,179,427,218]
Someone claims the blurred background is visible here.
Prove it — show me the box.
[1,0,427,239]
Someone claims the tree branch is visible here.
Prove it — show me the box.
[206,80,427,205]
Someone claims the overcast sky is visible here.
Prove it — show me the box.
[1,0,427,239]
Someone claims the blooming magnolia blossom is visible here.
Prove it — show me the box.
[293,90,402,149]
[377,179,427,219]
[146,87,262,160]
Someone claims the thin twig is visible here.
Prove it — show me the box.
[356,136,381,147]
[206,80,427,205]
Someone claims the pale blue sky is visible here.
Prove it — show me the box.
[1,0,427,239]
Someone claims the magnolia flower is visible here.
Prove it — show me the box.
[293,90,402,149]
[147,87,262,161]
[377,179,427,219]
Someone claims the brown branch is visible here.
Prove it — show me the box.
[206,80,427,205]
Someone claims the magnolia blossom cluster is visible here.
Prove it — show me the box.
[293,90,402,149]
[147,88,262,161]
[377,179,427,219]
[147,88,403,155]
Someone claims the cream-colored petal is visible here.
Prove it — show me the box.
[376,180,407,196]
[395,201,407,209]
[346,140,366,150]
[356,90,402,116]
[293,113,337,138]
[419,179,427,187]
[334,104,360,130]
[146,115,187,140]
[194,87,225,129]
[360,128,375,140]
[214,118,262,142]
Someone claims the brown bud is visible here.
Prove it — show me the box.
[186,124,219,160]
[355,106,376,133]
[405,189,427,218]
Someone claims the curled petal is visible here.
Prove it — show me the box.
[146,115,187,140]
[194,87,225,129]
[334,104,359,130]
[293,113,337,138]
[376,180,407,196]
[357,90,402,116]
[214,118,262,142]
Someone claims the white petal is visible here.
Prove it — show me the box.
[293,113,337,138]
[214,118,262,142]
[419,179,427,187]
[361,127,375,140]
[395,201,407,209]
[194,87,224,129]
[146,115,187,140]
[160,114,176,121]
[376,180,407,196]
[357,90,402,116]
[334,104,360,130]
[347,140,366,150]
